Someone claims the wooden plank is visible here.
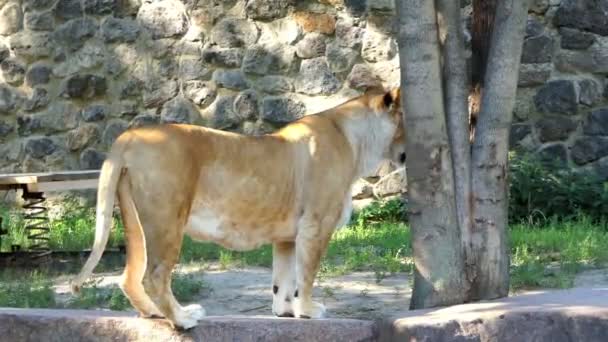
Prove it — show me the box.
[26,179,99,192]
[0,170,100,186]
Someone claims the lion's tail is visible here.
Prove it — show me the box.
[71,146,125,294]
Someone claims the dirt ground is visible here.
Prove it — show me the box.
[51,264,608,320]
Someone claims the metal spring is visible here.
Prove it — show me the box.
[22,191,51,258]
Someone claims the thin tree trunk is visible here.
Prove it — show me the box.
[470,0,529,300]
[396,0,467,309]
[436,0,474,295]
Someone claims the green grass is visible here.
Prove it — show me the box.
[2,198,608,310]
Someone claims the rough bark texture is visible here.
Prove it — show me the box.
[396,0,467,309]
[470,0,529,300]
[436,0,474,294]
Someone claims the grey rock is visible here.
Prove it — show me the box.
[559,27,595,50]
[102,119,128,146]
[518,63,552,87]
[255,76,292,94]
[52,43,105,77]
[245,0,293,20]
[335,18,364,49]
[137,0,188,39]
[9,32,51,60]
[23,88,49,112]
[177,57,211,81]
[212,69,248,90]
[81,104,108,122]
[373,168,406,198]
[24,0,56,11]
[369,0,395,14]
[0,119,13,136]
[579,79,602,106]
[160,96,197,124]
[571,136,608,165]
[538,143,567,164]
[0,2,23,35]
[521,34,554,64]
[234,89,259,120]
[1,59,25,86]
[24,11,54,31]
[530,0,549,14]
[80,149,106,169]
[583,107,608,136]
[83,0,116,15]
[119,101,137,116]
[261,96,305,123]
[535,115,577,142]
[202,48,243,68]
[361,30,397,62]
[25,64,51,87]
[129,114,159,128]
[142,79,177,108]
[208,95,240,129]
[210,18,259,48]
[240,120,275,136]
[295,57,341,95]
[242,44,295,75]
[526,16,545,38]
[53,18,97,52]
[120,79,143,99]
[510,123,532,148]
[17,114,41,135]
[115,0,140,17]
[65,124,100,151]
[101,17,140,43]
[61,74,107,99]
[347,64,382,90]
[24,101,79,133]
[24,137,57,158]
[534,80,578,115]
[0,86,20,114]
[555,41,608,73]
[325,43,357,73]
[295,32,326,59]
[54,0,83,20]
[553,0,608,36]
[184,80,216,108]
[0,43,8,62]
[344,0,367,17]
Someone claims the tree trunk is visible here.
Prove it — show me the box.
[470,0,529,300]
[436,0,474,294]
[395,0,467,309]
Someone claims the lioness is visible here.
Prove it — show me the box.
[71,87,406,329]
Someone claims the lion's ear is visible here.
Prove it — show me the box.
[383,88,401,110]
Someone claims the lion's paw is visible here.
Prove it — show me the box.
[184,304,206,320]
[294,300,326,319]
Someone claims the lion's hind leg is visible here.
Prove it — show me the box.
[140,214,206,330]
[117,177,163,318]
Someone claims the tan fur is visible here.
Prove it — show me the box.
[71,88,406,329]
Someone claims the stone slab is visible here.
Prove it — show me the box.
[1,288,608,341]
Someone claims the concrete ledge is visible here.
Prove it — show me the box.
[1,288,608,341]
[0,309,377,342]
[382,287,608,341]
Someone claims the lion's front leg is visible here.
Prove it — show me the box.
[293,221,333,319]
[272,241,296,317]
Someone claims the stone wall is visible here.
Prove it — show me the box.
[0,0,606,186]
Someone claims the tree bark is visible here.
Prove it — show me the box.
[470,0,529,300]
[396,0,467,309]
[436,0,474,294]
